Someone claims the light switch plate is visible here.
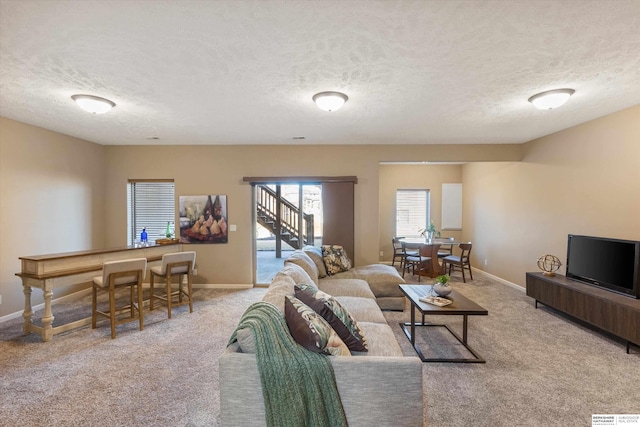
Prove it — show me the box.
[230,224,237,232]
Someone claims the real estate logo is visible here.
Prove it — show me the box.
[592,414,640,426]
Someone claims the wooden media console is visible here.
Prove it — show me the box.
[526,272,640,353]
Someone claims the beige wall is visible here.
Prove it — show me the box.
[462,105,640,287]
[0,123,519,317]
[103,145,520,286]
[378,164,463,262]
[0,117,105,316]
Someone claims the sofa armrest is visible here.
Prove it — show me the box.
[331,356,424,427]
[219,344,424,427]
[219,344,266,427]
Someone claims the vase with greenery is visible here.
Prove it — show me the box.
[433,274,452,297]
[418,220,439,241]
[427,220,437,239]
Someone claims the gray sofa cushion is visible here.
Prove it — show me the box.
[332,264,405,298]
[303,245,328,278]
[262,274,296,313]
[351,322,403,357]
[317,278,376,299]
[284,251,319,286]
[277,263,318,290]
[334,296,387,324]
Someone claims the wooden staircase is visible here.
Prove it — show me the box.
[256,185,314,250]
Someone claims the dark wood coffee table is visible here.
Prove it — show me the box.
[399,284,488,363]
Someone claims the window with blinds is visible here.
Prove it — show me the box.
[127,180,175,245]
[395,189,430,238]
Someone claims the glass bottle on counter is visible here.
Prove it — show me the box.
[141,228,148,246]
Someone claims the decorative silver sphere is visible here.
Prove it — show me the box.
[537,254,562,276]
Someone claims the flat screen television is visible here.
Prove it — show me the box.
[566,234,640,299]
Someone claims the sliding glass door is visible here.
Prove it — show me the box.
[254,183,323,285]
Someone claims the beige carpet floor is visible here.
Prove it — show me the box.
[0,271,638,426]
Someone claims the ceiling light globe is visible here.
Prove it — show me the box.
[528,89,575,110]
[71,94,116,114]
[312,91,348,112]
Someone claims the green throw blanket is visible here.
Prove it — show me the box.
[228,301,348,427]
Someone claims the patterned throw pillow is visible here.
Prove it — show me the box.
[295,284,368,352]
[284,296,351,356]
[321,245,352,275]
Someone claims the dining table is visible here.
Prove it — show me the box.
[400,237,459,278]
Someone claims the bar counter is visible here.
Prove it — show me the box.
[16,243,182,341]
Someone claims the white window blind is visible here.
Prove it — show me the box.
[395,189,430,238]
[127,180,175,245]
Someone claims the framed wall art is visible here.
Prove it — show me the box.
[179,195,228,244]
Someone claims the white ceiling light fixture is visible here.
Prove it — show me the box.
[312,91,348,112]
[71,94,116,114]
[528,89,575,110]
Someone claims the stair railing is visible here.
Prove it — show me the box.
[256,185,314,249]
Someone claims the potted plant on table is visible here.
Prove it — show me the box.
[427,220,437,239]
[419,220,439,241]
[433,274,452,297]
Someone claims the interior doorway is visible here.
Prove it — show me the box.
[254,183,323,284]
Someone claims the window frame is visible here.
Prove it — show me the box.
[127,179,175,245]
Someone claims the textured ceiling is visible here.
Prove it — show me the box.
[1,0,639,146]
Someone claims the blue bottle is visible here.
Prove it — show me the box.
[141,228,148,245]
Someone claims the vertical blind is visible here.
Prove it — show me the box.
[395,189,430,238]
[127,180,175,245]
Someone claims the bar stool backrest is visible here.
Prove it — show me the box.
[159,251,196,275]
[99,258,147,287]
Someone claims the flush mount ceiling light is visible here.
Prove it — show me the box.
[71,94,116,114]
[312,91,348,112]
[528,88,575,110]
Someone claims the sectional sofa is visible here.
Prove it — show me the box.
[219,247,423,426]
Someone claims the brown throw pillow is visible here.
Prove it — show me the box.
[284,296,351,356]
[295,284,368,352]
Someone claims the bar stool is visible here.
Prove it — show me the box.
[149,251,196,319]
[92,258,147,339]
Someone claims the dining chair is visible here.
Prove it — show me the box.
[403,241,431,282]
[443,243,473,283]
[392,237,417,271]
[391,237,406,270]
[437,237,455,258]
[92,258,147,339]
[149,251,196,319]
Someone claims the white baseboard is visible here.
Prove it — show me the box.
[0,283,255,324]
[193,283,253,290]
[380,261,524,292]
[0,287,93,323]
[471,267,525,292]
